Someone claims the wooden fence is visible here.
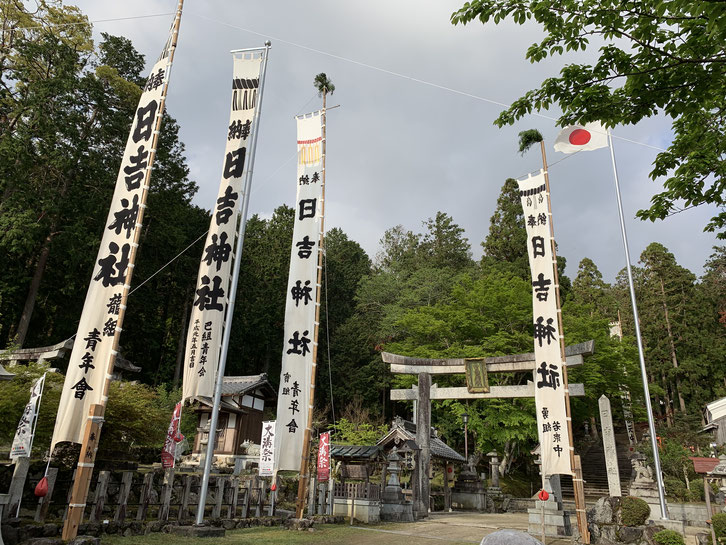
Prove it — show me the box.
[28,468,275,524]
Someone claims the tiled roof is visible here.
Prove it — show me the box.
[330,445,381,460]
[690,457,720,475]
[220,374,274,397]
[377,418,465,463]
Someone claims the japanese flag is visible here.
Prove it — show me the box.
[553,121,608,153]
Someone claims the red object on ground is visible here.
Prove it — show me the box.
[35,476,49,497]
[538,489,549,501]
[270,483,277,492]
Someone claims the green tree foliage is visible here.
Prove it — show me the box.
[452,0,726,237]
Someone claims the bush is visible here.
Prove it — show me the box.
[664,476,689,502]
[621,496,650,526]
[713,513,726,539]
[652,529,685,545]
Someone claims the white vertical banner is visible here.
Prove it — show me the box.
[518,171,572,477]
[182,51,264,403]
[10,374,46,460]
[259,420,276,476]
[275,112,323,471]
[51,12,180,450]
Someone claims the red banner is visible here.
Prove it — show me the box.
[161,402,184,468]
[317,431,330,481]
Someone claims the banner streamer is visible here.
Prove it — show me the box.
[10,374,46,460]
[518,171,572,477]
[161,401,184,468]
[259,420,276,477]
[275,112,323,471]
[51,9,181,450]
[182,51,265,403]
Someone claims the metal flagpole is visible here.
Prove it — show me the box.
[62,4,184,539]
[16,373,46,517]
[195,41,271,526]
[607,129,668,520]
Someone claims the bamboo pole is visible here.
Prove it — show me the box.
[61,3,184,540]
[539,141,589,544]
[295,90,328,519]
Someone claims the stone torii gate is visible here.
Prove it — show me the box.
[383,339,593,526]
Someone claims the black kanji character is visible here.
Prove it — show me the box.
[79,352,95,374]
[198,366,206,377]
[531,236,546,258]
[290,280,313,306]
[286,419,298,433]
[536,362,560,390]
[286,330,311,356]
[107,294,122,315]
[282,387,290,395]
[228,119,252,140]
[291,381,301,397]
[552,421,561,432]
[311,172,320,183]
[103,318,117,337]
[216,185,238,225]
[527,215,536,227]
[132,100,158,143]
[541,407,549,419]
[123,145,149,191]
[194,275,225,311]
[145,69,165,91]
[553,433,561,442]
[532,273,552,302]
[283,372,291,383]
[296,236,315,259]
[298,198,316,220]
[538,212,547,225]
[108,194,139,239]
[203,232,232,271]
[71,377,93,400]
[533,316,557,347]
[84,329,102,351]
[289,399,300,414]
[542,422,551,433]
[299,174,309,186]
[553,444,563,457]
[94,242,130,287]
[223,146,246,179]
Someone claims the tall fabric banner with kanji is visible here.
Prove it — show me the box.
[10,374,46,460]
[518,171,572,477]
[161,402,184,468]
[275,112,323,471]
[317,431,330,482]
[182,51,264,403]
[50,11,181,450]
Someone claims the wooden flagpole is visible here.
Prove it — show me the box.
[61,3,184,540]
[539,141,589,543]
[295,91,328,519]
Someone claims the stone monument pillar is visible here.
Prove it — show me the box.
[487,451,501,496]
[528,447,571,537]
[629,452,664,517]
[381,448,414,522]
[599,395,622,497]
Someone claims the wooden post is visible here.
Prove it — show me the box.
[159,468,175,522]
[136,471,154,521]
[63,469,77,522]
[539,140,587,542]
[62,404,104,540]
[114,471,133,523]
[328,476,334,516]
[61,4,185,541]
[307,474,317,516]
[179,475,193,523]
[256,477,265,517]
[444,463,452,512]
[212,476,225,519]
[241,481,251,519]
[573,456,590,543]
[704,477,717,545]
[6,457,30,519]
[415,372,431,518]
[89,470,110,523]
[228,477,239,519]
[34,468,58,523]
[267,475,277,517]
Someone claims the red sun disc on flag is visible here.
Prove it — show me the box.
[569,129,591,146]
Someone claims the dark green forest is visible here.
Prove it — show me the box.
[1,1,725,484]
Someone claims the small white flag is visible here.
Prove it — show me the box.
[553,121,608,154]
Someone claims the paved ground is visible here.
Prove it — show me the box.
[359,512,702,544]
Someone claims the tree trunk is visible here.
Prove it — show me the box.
[661,372,673,427]
[15,231,54,347]
[659,277,686,413]
[589,416,599,441]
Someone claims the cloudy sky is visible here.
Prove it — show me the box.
[73,0,720,282]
